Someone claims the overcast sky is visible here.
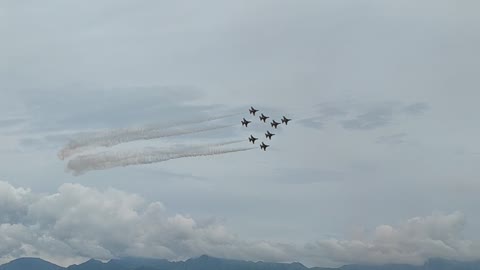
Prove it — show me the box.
[2,0,480,267]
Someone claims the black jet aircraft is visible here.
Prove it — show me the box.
[241,118,251,127]
[260,142,269,151]
[281,116,291,125]
[271,120,280,129]
[248,135,258,144]
[249,107,259,116]
[259,113,269,122]
[265,131,275,140]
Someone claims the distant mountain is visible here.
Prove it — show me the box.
[423,258,480,270]
[178,255,330,270]
[339,263,418,270]
[67,259,127,270]
[338,258,480,270]
[107,257,171,270]
[1,256,479,270]
[67,255,328,270]
[0,257,63,270]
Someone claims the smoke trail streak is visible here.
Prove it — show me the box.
[57,112,242,160]
[59,123,235,160]
[67,146,255,175]
[205,139,245,147]
[151,139,245,153]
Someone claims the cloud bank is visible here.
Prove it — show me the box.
[310,212,480,266]
[0,181,293,266]
[0,181,479,267]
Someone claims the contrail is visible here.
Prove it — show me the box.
[67,145,255,175]
[150,139,245,153]
[58,122,235,160]
[58,112,242,160]
[207,139,245,147]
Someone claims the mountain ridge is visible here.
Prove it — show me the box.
[1,256,479,270]
[0,257,63,270]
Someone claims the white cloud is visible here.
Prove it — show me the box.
[0,181,33,223]
[309,212,480,266]
[0,181,294,266]
[1,181,480,267]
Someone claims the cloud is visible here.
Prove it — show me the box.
[6,87,246,155]
[0,181,294,266]
[341,102,429,130]
[298,101,429,131]
[0,118,28,129]
[0,181,33,224]
[296,117,324,130]
[309,212,480,266]
[5,87,233,133]
[296,103,348,130]
[1,181,479,267]
[402,102,429,115]
[375,133,408,145]
[342,106,394,130]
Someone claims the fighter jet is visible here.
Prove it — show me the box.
[265,131,275,140]
[241,118,251,127]
[281,116,291,125]
[271,120,280,129]
[260,142,269,151]
[259,113,269,122]
[248,135,258,144]
[249,107,259,116]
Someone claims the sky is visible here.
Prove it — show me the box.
[1,0,480,267]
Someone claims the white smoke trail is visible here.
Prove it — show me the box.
[148,139,245,153]
[67,145,255,176]
[58,123,235,160]
[58,111,243,160]
[206,139,245,147]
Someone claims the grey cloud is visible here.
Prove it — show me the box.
[296,117,324,130]
[341,102,429,130]
[296,103,348,130]
[0,118,28,129]
[375,133,408,145]
[299,101,429,130]
[19,134,72,151]
[316,103,349,119]
[0,181,296,266]
[402,102,429,115]
[0,182,33,224]
[9,87,249,153]
[1,181,479,267]
[308,212,480,266]
[9,87,231,133]
[342,106,394,130]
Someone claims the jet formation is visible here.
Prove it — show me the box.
[242,107,291,151]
